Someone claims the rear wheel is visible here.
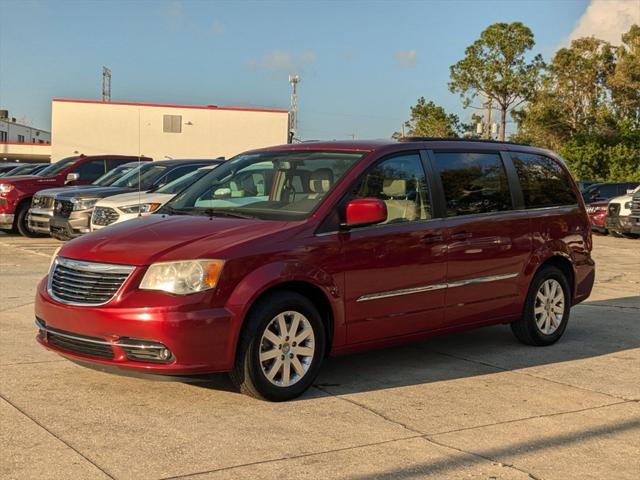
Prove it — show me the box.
[511,266,571,346]
[15,202,43,238]
[230,291,326,401]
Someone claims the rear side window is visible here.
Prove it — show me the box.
[354,153,432,223]
[511,153,577,208]
[433,152,512,217]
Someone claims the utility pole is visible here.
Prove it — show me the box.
[288,75,300,143]
[102,67,112,102]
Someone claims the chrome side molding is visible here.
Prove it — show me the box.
[356,272,518,302]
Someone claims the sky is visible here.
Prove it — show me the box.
[0,0,638,140]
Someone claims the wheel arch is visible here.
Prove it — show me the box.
[224,261,343,364]
[532,255,576,301]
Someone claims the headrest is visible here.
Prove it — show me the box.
[309,168,334,194]
[383,179,407,197]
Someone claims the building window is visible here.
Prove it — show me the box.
[0,131,7,142]
[18,134,25,142]
[163,115,182,133]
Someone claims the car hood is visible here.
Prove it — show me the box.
[56,187,133,200]
[96,191,173,208]
[60,214,297,266]
[0,175,57,186]
[35,185,105,198]
[608,193,632,204]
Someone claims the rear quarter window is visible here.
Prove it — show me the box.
[511,153,577,208]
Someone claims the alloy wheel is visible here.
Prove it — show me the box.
[259,311,315,387]
[534,279,565,335]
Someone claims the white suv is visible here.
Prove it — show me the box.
[90,165,218,231]
[605,185,640,238]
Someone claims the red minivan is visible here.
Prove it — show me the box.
[35,140,595,401]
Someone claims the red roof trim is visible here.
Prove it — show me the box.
[52,98,288,114]
[0,141,51,146]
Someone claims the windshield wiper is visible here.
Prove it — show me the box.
[192,208,255,219]
[161,205,190,216]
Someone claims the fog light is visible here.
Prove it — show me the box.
[119,338,174,363]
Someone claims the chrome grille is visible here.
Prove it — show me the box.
[607,203,620,218]
[632,192,640,213]
[54,199,74,218]
[32,195,55,209]
[48,257,135,306]
[92,206,119,226]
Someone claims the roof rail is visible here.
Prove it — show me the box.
[398,136,531,147]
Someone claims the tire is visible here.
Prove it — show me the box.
[511,265,571,346]
[16,202,43,238]
[230,291,326,401]
[622,233,640,239]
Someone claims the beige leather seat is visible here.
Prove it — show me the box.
[308,169,334,200]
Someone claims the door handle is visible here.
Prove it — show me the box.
[451,231,472,241]
[420,232,444,244]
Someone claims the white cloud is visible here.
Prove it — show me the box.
[160,1,185,31]
[567,0,640,45]
[393,49,418,68]
[212,19,224,35]
[249,50,316,77]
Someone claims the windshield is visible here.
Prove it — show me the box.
[3,165,38,176]
[164,150,364,220]
[93,164,137,186]
[37,157,77,177]
[110,163,168,189]
[155,167,212,194]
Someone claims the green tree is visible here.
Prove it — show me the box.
[609,25,640,125]
[393,97,463,139]
[449,22,544,141]
[513,25,639,182]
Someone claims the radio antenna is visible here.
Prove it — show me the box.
[137,108,142,216]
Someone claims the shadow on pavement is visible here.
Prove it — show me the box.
[194,295,639,398]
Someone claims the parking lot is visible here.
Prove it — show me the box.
[0,232,638,480]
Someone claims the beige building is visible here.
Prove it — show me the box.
[51,98,289,161]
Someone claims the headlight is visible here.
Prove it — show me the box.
[72,198,99,210]
[49,246,62,271]
[140,259,224,295]
[0,183,14,194]
[119,203,162,214]
[624,201,631,209]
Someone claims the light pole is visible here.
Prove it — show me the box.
[288,75,300,143]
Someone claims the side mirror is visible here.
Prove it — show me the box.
[65,172,80,183]
[344,198,387,228]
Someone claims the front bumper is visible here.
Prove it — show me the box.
[49,211,92,240]
[28,208,53,234]
[628,216,640,234]
[0,213,15,229]
[34,278,236,375]
[605,216,635,234]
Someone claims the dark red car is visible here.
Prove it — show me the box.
[586,201,609,234]
[0,154,151,236]
[35,140,595,401]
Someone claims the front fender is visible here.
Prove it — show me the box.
[224,261,345,360]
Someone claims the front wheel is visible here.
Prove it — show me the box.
[230,291,326,401]
[16,202,43,238]
[511,265,571,346]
